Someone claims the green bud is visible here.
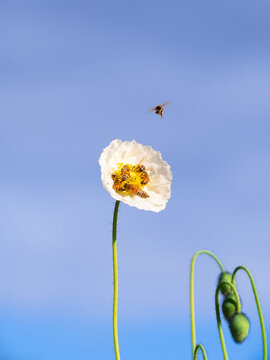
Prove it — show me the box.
[229,313,249,343]
[218,272,236,295]
[222,293,237,321]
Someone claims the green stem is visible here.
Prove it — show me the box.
[112,200,121,360]
[232,266,267,360]
[190,250,225,356]
[215,281,242,360]
[215,283,228,360]
[193,344,208,360]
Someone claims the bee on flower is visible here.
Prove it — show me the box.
[99,139,172,212]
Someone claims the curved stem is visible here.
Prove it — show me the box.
[112,200,121,360]
[215,283,230,360]
[232,266,267,360]
[190,250,225,356]
[193,344,208,360]
[215,281,241,360]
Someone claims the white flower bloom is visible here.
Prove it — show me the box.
[99,139,172,212]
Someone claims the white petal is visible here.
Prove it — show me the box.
[99,139,172,212]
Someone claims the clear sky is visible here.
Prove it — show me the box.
[0,0,269,359]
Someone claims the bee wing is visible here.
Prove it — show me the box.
[162,101,170,107]
[147,107,155,113]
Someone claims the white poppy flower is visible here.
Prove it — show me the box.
[99,139,172,212]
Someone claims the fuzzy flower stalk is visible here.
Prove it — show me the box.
[99,139,172,359]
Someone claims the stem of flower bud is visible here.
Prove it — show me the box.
[215,283,231,360]
[193,344,208,360]
[215,281,241,359]
[190,250,225,356]
[232,266,267,360]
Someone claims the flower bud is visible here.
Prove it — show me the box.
[229,313,249,343]
[222,293,237,321]
[218,272,235,295]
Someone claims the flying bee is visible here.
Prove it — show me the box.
[149,101,170,118]
[124,183,149,199]
[121,164,130,182]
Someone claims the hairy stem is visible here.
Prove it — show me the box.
[112,200,121,360]
[190,250,225,356]
[232,266,267,360]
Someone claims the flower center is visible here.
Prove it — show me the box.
[111,163,150,198]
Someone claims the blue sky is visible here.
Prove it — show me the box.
[0,0,269,359]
